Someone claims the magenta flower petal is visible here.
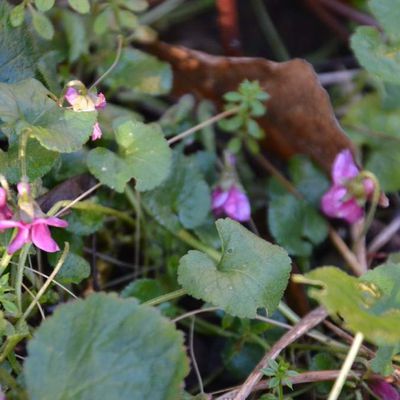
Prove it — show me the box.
[33,217,68,228]
[31,223,60,253]
[91,122,102,141]
[369,379,400,400]
[8,226,30,254]
[224,186,251,222]
[332,149,359,185]
[95,93,106,110]
[212,188,230,210]
[65,87,79,106]
[321,185,363,223]
[0,220,23,230]
[0,188,7,207]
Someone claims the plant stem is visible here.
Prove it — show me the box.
[168,107,239,145]
[327,332,364,400]
[143,288,187,307]
[15,244,30,314]
[89,35,123,90]
[18,129,31,180]
[278,383,284,400]
[176,229,221,261]
[20,243,70,322]
[0,251,12,277]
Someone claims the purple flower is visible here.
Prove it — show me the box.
[0,183,68,254]
[65,87,106,141]
[369,379,400,400]
[0,188,12,222]
[321,149,374,223]
[91,122,102,141]
[212,185,251,222]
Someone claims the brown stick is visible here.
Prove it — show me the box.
[216,307,328,400]
[216,0,242,56]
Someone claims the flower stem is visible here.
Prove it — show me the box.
[277,383,284,400]
[18,129,31,181]
[15,244,31,314]
[143,288,187,307]
[89,35,123,90]
[168,107,240,145]
[20,243,70,322]
[0,251,12,277]
[327,332,364,400]
[176,229,221,261]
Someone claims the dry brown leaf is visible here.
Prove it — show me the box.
[145,42,354,172]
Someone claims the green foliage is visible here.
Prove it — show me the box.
[262,359,298,391]
[178,218,292,318]
[0,274,18,316]
[369,0,400,41]
[61,11,89,63]
[68,0,90,14]
[371,345,399,376]
[121,279,164,302]
[296,263,400,346]
[87,119,172,192]
[31,9,54,40]
[102,49,172,95]
[50,252,90,285]
[0,2,35,83]
[143,153,211,231]
[220,80,269,153]
[267,156,329,256]
[24,293,189,400]
[0,79,97,153]
[34,0,55,12]
[343,93,400,192]
[0,138,58,183]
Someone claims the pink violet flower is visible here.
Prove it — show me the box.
[0,183,68,254]
[0,188,12,222]
[321,149,375,224]
[369,379,400,400]
[212,184,251,222]
[64,87,106,141]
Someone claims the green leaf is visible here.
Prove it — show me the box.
[0,79,97,153]
[93,9,110,35]
[88,120,172,192]
[143,153,211,231]
[32,10,54,40]
[267,158,329,257]
[24,293,189,400]
[369,0,400,41]
[119,10,138,29]
[371,345,399,375]
[68,0,90,14]
[65,209,104,236]
[103,48,172,95]
[34,0,55,12]
[0,138,58,184]
[178,218,292,318]
[296,263,400,346]
[53,252,90,284]
[61,11,88,63]
[117,0,148,12]
[343,94,400,192]
[0,2,35,83]
[9,4,25,27]
[351,26,400,85]
[121,279,164,302]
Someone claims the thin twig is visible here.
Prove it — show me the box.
[368,214,400,254]
[21,282,45,321]
[190,318,205,394]
[219,307,328,400]
[328,332,364,400]
[168,107,239,145]
[172,307,220,323]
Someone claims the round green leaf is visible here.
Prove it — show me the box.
[34,0,55,12]
[32,10,54,40]
[88,120,171,192]
[9,4,25,27]
[0,79,97,153]
[53,253,90,284]
[68,0,90,14]
[296,264,400,346]
[369,0,400,41]
[178,218,292,318]
[24,293,189,400]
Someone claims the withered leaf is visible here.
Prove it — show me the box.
[144,42,354,172]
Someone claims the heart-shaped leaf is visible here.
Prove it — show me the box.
[0,79,97,153]
[143,152,211,231]
[178,218,292,318]
[294,263,400,346]
[24,293,189,400]
[87,120,172,192]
